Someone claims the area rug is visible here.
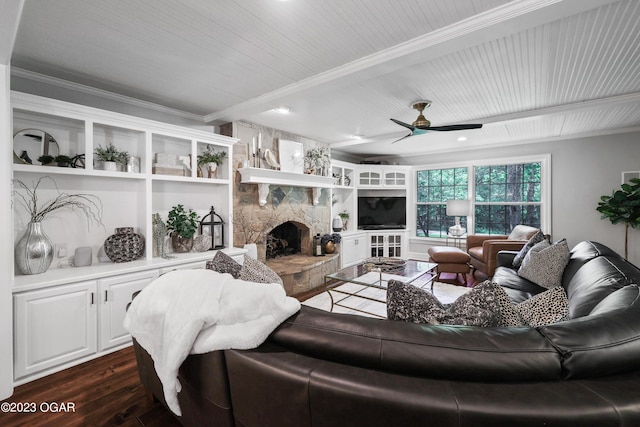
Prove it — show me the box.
[302,280,471,318]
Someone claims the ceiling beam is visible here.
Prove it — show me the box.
[204,0,620,124]
[330,91,640,148]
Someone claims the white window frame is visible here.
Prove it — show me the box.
[410,154,551,243]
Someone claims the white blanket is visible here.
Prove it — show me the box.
[123,269,301,416]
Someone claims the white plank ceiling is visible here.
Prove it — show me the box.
[10,0,640,161]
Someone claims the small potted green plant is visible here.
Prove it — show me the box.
[197,147,227,178]
[54,154,73,167]
[338,211,350,230]
[37,154,55,166]
[166,204,200,253]
[95,143,129,171]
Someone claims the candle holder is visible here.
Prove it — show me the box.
[199,206,225,250]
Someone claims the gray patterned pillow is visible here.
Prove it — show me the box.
[441,281,502,327]
[513,230,546,268]
[516,286,569,327]
[386,280,446,324]
[518,239,570,289]
[387,280,523,327]
[387,280,445,325]
[239,255,283,285]
[205,251,241,278]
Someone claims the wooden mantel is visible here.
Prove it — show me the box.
[239,167,335,206]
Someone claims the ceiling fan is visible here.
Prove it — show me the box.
[390,101,482,143]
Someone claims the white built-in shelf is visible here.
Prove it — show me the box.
[239,167,335,206]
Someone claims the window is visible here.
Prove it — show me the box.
[415,158,546,238]
[475,163,541,234]
[416,167,468,238]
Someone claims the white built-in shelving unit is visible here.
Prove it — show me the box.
[10,92,243,384]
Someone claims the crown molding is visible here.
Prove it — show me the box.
[11,68,206,122]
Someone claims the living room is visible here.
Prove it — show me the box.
[2,0,640,425]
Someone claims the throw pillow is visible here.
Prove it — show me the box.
[205,251,242,278]
[518,239,570,289]
[512,230,547,268]
[387,280,524,327]
[515,286,569,327]
[239,255,284,285]
[440,281,502,327]
[386,280,446,324]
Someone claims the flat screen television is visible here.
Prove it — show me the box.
[358,196,406,230]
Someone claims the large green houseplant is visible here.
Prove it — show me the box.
[166,204,200,253]
[596,177,640,259]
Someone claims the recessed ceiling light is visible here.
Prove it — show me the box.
[274,106,290,114]
[457,136,468,142]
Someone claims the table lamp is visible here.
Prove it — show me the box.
[446,199,470,237]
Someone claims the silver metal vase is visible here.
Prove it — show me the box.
[15,222,54,275]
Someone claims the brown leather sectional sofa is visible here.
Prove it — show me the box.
[133,241,640,426]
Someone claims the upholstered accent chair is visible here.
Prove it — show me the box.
[467,225,539,278]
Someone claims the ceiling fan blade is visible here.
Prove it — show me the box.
[390,133,412,144]
[390,118,416,131]
[420,124,483,131]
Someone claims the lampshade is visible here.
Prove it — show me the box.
[446,199,470,216]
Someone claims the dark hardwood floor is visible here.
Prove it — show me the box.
[0,346,179,427]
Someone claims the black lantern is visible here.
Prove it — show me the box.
[199,206,225,250]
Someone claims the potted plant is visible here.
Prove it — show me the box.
[95,143,129,171]
[13,176,103,274]
[54,154,73,167]
[197,147,227,178]
[338,210,350,231]
[596,177,640,259]
[166,204,200,253]
[38,154,55,166]
[304,146,331,175]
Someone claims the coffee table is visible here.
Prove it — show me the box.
[323,258,437,318]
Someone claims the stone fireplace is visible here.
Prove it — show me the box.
[228,127,340,296]
[266,221,311,258]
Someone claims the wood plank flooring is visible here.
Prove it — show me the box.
[0,346,178,427]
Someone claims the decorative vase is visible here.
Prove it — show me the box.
[207,162,218,178]
[104,227,145,262]
[171,233,194,253]
[193,235,212,252]
[15,222,54,275]
[332,215,343,232]
[244,243,258,259]
[324,240,336,254]
[103,161,117,171]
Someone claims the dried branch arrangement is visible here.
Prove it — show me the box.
[13,176,104,229]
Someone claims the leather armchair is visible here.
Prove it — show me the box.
[467,225,539,277]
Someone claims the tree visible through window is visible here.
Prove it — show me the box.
[416,167,468,238]
[415,161,542,237]
[475,163,541,234]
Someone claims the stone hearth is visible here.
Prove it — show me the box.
[266,253,339,296]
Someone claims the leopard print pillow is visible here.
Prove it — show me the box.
[516,286,569,327]
[239,255,283,286]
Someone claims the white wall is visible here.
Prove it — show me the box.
[1,63,15,399]
[404,132,640,266]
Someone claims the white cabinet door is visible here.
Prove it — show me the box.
[368,232,407,258]
[98,270,158,351]
[340,233,368,268]
[14,281,98,380]
[383,170,407,187]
